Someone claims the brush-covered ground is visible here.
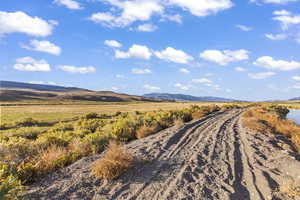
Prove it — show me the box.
[1,102,300,199]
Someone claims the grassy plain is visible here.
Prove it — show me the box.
[0,101,230,124]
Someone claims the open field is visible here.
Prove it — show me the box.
[0,102,235,123]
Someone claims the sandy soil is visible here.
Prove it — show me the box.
[24,109,300,200]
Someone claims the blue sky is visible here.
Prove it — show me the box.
[1,0,300,101]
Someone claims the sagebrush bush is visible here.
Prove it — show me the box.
[82,112,98,119]
[14,118,39,127]
[91,142,133,180]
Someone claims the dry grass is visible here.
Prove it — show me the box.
[135,124,160,139]
[278,182,300,200]
[242,107,300,153]
[174,119,184,128]
[36,145,68,172]
[91,142,133,180]
[68,139,91,156]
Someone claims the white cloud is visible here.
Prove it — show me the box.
[200,49,249,66]
[263,0,298,4]
[144,84,160,91]
[273,10,291,16]
[58,65,96,74]
[14,57,51,72]
[116,74,125,78]
[104,40,122,48]
[175,83,191,90]
[131,68,152,74]
[155,47,193,64]
[168,0,233,17]
[22,40,61,55]
[248,72,275,79]
[54,0,83,10]
[90,0,233,28]
[192,78,212,84]
[236,24,252,31]
[115,44,152,59]
[273,10,300,30]
[265,33,287,40]
[162,14,182,24]
[254,56,300,71]
[29,81,60,85]
[89,0,163,27]
[235,66,247,72]
[292,76,300,81]
[136,23,158,32]
[296,38,300,44]
[179,68,190,74]
[0,11,54,37]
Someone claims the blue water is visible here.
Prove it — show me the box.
[287,109,300,125]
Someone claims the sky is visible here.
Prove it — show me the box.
[1,0,300,101]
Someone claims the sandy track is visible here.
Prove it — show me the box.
[25,109,300,200]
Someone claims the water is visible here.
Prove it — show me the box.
[287,109,300,125]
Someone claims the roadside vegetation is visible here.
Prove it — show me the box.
[242,105,300,153]
[1,103,241,199]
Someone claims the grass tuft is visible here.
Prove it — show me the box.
[91,142,133,180]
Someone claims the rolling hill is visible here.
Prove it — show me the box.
[143,93,239,102]
[0,81,162,102]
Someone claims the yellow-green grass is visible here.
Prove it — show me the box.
[0,102,233,124]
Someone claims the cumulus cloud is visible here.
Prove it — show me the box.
[254,56,300,71]
[192,78,212,84]
[161,14,182,24]
[168,0,233,17]
[131,68,152,74]
[136,23,158,32]
[58,65,96,74]
[175,83,191,90]
[115,44,152,59]
[263,0,298,4]
[200,49,249,66]
[0,11,55,37]
[54,0,83,10]
[272,10,300,30]
[89,0,163,27]
[248,72,275,79]
[293,83,300,89]
[22,40,61,55]
[155,47,193,64]
[235,67,247,72]
[116,74,125,78]
[13,57,51,72]
[236,24,252,31]
[292,76,300,81]
[89,0,233,27]
[179,68,190,74]
[144,84,160,91]
[104,40,122,48]
[265,33,287,40]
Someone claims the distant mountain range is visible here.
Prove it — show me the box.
[143,93,239,102]
[0,81,161,102]
[289,97,300,101]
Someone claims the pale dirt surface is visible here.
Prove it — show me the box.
[24,109,300,200]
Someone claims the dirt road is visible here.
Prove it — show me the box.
[25,109,300,200]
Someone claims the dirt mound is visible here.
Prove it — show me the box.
[24,110,300,200]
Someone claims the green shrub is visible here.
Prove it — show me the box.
[75,119,104,133]
[14,118,39,127]
[50,122,73,132]
[82,112,98,119]
[110,115,142,141]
